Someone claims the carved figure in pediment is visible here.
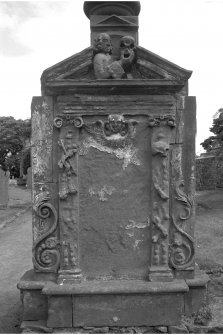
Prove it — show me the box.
[119,35,136,78]
[93,33,135,79]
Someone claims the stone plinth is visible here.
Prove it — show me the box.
[18,1,208,332]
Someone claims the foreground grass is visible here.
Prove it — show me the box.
[195,189,223,272]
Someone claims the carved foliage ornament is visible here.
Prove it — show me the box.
[169,146,195,270]
[33,190,59,272]
[169,180,194,269]
[151,129,170,267]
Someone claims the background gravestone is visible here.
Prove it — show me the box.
[26,167,32,189]
[18,1,209,332]
[0,168,9,209]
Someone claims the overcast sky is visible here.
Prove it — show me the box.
[0,0,223,153]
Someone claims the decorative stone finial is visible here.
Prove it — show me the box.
[84,1,140,54]
[84,1,141,18]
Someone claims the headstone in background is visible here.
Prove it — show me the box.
[0,168,10,209]
[26,167,32,189]
[196,155,217,191]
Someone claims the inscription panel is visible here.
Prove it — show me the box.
[79,115,151,279]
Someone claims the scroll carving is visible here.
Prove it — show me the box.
[33,190,59,272]
[54,116,84,129]
[169,147,195,270]
[148,115,176,128]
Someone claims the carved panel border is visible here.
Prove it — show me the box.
[148,115,175,281]
[54,117,84,283]
[169,145,195,276]
[32,186,59,272]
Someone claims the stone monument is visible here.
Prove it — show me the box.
[18,1,209,332]
[0,168,9,209]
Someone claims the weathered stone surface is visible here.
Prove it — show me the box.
[168,325,189,333]
[185,287,207,317]
[22,290,47,321]
[20,320,52,333]
[26,167,32,189]
[155,326,168,333]
[185,273,210,316]
[47,296,72,328]
[79,116,151,280]
[31,96,54,183]
[72,293,184,327]
[187,325,223,333]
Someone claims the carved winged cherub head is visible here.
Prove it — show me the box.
[93,33,113,55]
[104,115,128,137]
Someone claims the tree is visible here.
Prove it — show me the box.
[0,117,31,176]
[201,108,223,154]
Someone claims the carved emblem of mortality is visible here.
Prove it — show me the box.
[93,33,135,79]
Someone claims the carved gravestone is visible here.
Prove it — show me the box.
[0,168,9,209]
[18,1,209,331]
[26,167,32,189]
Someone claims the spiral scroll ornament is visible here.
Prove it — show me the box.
[169,180,195,269]
[32,190,60,272]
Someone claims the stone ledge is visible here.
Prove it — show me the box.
[42,279,189,296]
[186,273,210,288]
[17,269,57,290]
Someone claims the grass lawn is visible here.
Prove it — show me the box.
[195,189,223,327]
[196,189,223,272]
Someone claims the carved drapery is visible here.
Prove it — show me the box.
[32,189,59,272]
[169,146,195,273]
[54,116,84,283]
[148,115,175,281]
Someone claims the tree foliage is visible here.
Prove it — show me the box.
[201,108,223,154]
[0,117,31,173]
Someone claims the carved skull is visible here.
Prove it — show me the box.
[120,35,135,59]
[104,115,128,137]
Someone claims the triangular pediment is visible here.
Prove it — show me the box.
[41,45,192,94]
[95,15,136,26]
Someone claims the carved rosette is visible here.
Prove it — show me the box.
[54,116,83,283]
[32,189,59,272]
[148,115,175,281]
[169,146,195,272]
